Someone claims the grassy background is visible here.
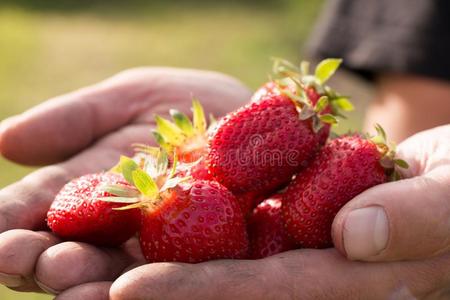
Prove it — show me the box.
[0,1,370,298]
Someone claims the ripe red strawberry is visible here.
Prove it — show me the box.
[207,94,321,198]
[140,180,248,263]
[47,173,141,247]
[248,195,295,259]
[103,150,249,263]
[282,126,408,248]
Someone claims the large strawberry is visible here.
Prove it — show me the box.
[282,125,409,248]
[47,173,141,247]
[207,94,320,197]
[140,180,248,263]
[248,195,295,259]
[101,149,249,263]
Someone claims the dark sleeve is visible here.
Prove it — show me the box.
[307,0,450,82]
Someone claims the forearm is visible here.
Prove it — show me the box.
[363,74,450,143]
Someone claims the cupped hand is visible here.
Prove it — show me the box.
[0,67,252,294]
[62,125,450,300]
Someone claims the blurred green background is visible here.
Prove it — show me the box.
[0,0,369,299]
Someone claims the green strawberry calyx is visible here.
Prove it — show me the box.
[369,124,409,180]
[98,148,190,210]
[271,57,354,132]
[150,99,215,162]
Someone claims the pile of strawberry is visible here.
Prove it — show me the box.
[47,58,408,262]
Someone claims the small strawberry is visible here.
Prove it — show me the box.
[248,195,295,259]
[135,99,217,183]
[47,173,141,247]
[102,149,249,263]
[282,125,409,248]
[148,99,213,164]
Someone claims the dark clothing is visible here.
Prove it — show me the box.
[308,0,450,82]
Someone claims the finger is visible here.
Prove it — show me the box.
[112,249,450,300]
[0,230,59,292]
[332,167,450,261]
[0,124,151,232]
[110,260,276,300]
[35,241,138,294]
[55,282,112,300]
[0,68,250,165]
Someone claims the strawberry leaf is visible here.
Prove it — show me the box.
[98,196,140,204]
[170,109,194,137]
[333,97,354,111]
[100,184,140,197]
[168,151,178,180]
[315,58,342,84]
[132,169,159,199]
[192,99,206,134]
[314,96,329,113]
[371,124,387,145]
[152,131,171,152]
[155,115,185,146]
[133,144,161,156]
[112,156,139,185]
[319,114,338,124]
[394,159,409,169]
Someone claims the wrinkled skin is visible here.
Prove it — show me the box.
[0,68,449,299]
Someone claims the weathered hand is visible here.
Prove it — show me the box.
[0,67,251,294]
[60,126,450,300]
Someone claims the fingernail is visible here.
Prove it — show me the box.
[343,206,389,260]
[0,272,24,287]
[35,278,59,295]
